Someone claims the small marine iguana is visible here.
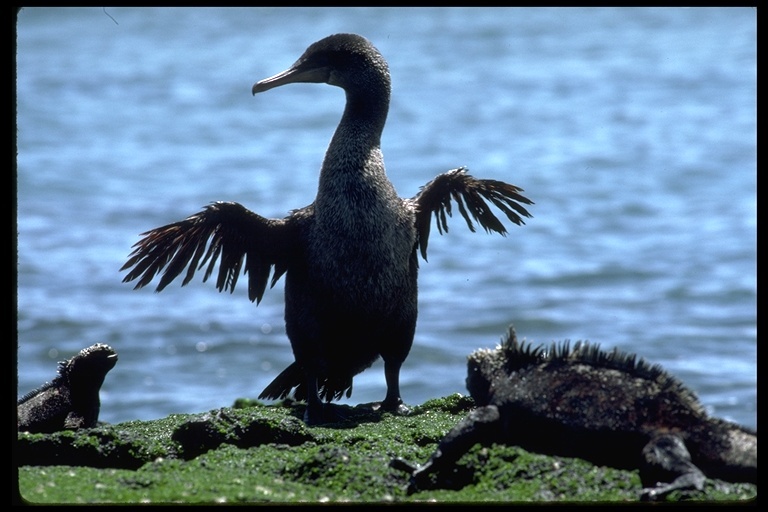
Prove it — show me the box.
[18,343,118,433]
[392,327,756,500]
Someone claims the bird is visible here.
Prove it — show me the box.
[121,33,533,425]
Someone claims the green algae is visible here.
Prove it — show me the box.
[16,394,757,504]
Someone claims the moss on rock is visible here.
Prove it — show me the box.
[16,395,757,504]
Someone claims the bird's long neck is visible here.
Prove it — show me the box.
[317,79,393,201]
[336,84,390,147]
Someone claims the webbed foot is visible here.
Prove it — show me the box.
[303,402,348,426]
[378,397,411,416]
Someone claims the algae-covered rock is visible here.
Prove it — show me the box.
[17,403,313,468]
[172,407,314,459]
[15,396,756,504]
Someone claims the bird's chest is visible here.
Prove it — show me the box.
[308,184,415,302]
[314,198,412,265]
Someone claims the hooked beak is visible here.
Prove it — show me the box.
[252,65,330,95]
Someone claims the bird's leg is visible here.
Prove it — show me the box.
[302,370,348,425]
[303,374,325,426]
[380,358,410,415]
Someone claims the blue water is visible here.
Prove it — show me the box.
[16,7,756,429]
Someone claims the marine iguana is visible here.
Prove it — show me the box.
[392,326,756,500]
[18,343,118,433]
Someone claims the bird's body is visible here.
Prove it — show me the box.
[122,34,532,424]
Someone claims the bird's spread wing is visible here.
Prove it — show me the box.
[411,167,533,260]
[121,201,301,303]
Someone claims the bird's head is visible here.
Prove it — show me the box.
[252,33,389,95]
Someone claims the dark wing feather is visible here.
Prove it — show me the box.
[121,201,299,303]
[412,167,533,260]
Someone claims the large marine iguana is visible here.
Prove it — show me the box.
[392,326,756,500]
[18,343,118,433]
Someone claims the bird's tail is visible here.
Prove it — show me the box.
[258,363,354,403]
[259,362,304,401]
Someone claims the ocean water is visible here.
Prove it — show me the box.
[16,7,756,429]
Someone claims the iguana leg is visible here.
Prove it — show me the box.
[391,405,501,492]
[640,434,706,501]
